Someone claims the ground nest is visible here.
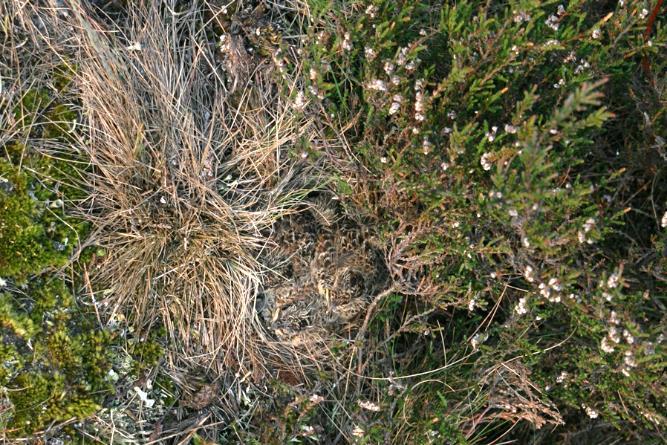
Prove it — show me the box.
[260,195,389,354]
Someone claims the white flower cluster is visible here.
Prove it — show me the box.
[547,4,567,32]
[524,265,536,283]
[600,315,637,355]
[367,79,387,92]
[486,125,498,142]
[538,277,562,302]
[513,11,531,24]
[661,210,667,228]
[480,152,493,171]
[342,32,353,51]
[621,350,638,376]
[414,79,426,122]
[294,91,306,110]
[397,47,409,66]
[577,217,596,244]
[422,137,432,154]
[574,58,591,74]
[582,404,599,419]
[607,271,621,289]
[309,394,325,404]
[358,400,381,412]
[545,14,560,31]
[389,94,403,115]
[504,124,518,134]
[514,296,529,315]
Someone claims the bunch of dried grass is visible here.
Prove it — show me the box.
[13,0,316,381]
[75,1,315,377]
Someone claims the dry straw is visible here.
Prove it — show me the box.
[14,0,317,380]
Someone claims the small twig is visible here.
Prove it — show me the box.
[641,0,664,80]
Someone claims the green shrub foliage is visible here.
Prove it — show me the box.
[290,0,666,442]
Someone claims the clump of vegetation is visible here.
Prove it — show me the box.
[1,0,665,443]
[0,280,113,437]
[284,0,666,442]
[0,8,114,439]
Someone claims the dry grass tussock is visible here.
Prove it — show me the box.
[14,0,318,379]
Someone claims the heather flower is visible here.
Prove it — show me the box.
[577,230,586,243]
[601,337,615,353]
[422,137,432,154]
[414,89,426,121]
[294,91,306,110]
[524,265,535,283]
[545,14,560,31]
[358,400,381,412]
[389,94,403,115]
[515,297,528,315]
[342,32,352,51]
[367,79,387,91]
[486,125,498,142]
[582,404,599,419]
[513,11,531,23]
[301,425,315,435]
[352,426,365,437]
[623,329,635,345]
[607,272,621,289]
[397,47,409,66]
[480,152,493,171]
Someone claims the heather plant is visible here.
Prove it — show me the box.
[281,0,666,442]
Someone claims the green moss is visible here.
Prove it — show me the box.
[0,280,113,436]
[0,159,78,282]
[1,78,111,438]
[43,103,78,141]
[12,88,51,130]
